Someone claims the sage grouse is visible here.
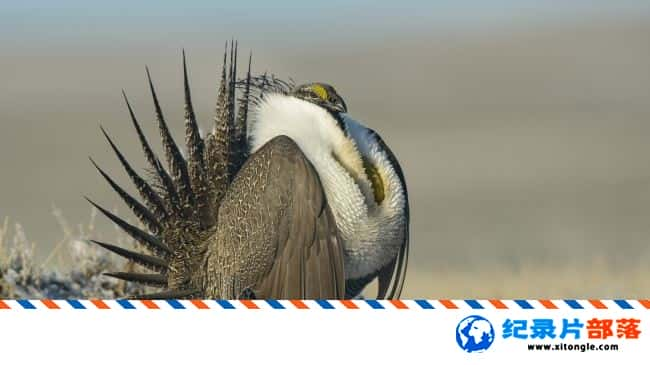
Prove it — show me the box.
[87,43,409,299]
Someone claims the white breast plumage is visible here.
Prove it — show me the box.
[249,94,407,279]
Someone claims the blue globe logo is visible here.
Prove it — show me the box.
[455,315,495,353]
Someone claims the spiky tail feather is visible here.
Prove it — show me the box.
[88,42,252,298]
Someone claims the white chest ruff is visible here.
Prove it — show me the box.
[249,94,407,279]
[318,157,405,278]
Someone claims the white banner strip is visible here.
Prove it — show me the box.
[0,299,646,363]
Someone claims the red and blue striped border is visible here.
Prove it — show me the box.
[0,299,649,310]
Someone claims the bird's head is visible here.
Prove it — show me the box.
[290,82,348,114]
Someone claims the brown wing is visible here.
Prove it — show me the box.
[201,135,346,299]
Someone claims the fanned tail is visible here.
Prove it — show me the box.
[204,41,234,212]
[182,50,211,228]
[232,51,252,174]
[88,43,251,298]
[145,66,195,216]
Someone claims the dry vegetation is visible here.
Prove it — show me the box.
[0,209,145,299]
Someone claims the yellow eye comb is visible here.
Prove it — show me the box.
[310,84,329,101]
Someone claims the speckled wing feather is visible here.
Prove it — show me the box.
[199,136,346,299]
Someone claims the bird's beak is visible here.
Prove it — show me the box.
[333,99,348,113]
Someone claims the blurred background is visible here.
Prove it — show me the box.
[1,1,650,298]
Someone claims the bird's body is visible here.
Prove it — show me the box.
[88,44,408,299]
[250,95,407,284]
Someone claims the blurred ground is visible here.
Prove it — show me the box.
[1,4,649,297]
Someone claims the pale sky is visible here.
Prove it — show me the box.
[3,1,649,46]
